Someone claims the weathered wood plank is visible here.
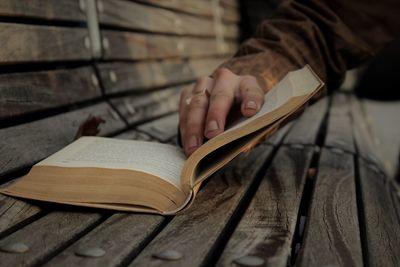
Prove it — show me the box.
[324,93,355,153]
[0,211,103,266]
[129,144,275,267]
[349,96,386,172]
[45,213,165,267]
[97,58,223,94]
[357,159,400,266]
[0,103,126,178]
[134,0,213,17]
[99,0,214,37]
[110,87,180,125]
[362,99,400,178]
[0,66,101,120]
[0,0,86,22]
[264,121,293,147]
[0,195,41,237]
[102,31,237,60]
[283,97,328,145]
[116,129,157,142]
[137,113,179,142]
[217,146,314,267]
[297,148,363,266]
[0,23,91,64]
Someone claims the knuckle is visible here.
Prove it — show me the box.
[214,67,234,79]
[210,91,232,102]
[189,94,208,108]
[196,76,210,85]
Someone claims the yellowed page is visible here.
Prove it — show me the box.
[38,136,186,188]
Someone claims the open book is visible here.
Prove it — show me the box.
[0,66,323,215]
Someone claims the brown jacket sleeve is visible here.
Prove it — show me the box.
[219,0,400,91]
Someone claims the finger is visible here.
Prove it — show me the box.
[179,86,192,143]
[183,77,214,156]
[205,68,239,139]
[238,75,265,117]
[184,93,209,156]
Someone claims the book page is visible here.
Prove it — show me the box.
[224,66,320,133]
[38,137,186,188]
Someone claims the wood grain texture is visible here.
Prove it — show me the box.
[0,23,91,64]
[0,0,86,22]
[0,195,41,237]
[44,213,165,267]
[357,158,400,267]
[137,113,178,142]
[99,0,214,37]
[134,0,213,17]
[297,149,363,267]
[129,144,275,267]
[0,211,103,266]
[98,58,223,94]
[0,66,101,120]
[102,30,237,60]
[283,97,328,145]
[349,96,386,172]
[110,87,180,125]
[362,99,400,178]
[217,146,314,267]
[0,103,126,177]
[324,93,355,153]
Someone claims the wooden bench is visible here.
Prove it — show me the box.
[1,1,399,266]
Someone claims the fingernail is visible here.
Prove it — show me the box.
[246,101,257,110]
[207,120,219,132]
[187,135,198,148]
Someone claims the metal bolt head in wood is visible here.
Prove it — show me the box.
[97,0,104,13]
[109,71,118,83]
[91,74,99,87]
[331,147,344,154]
[0,242,29,253]
[102,37,110,50]
[233,255,264,266]
[152,250,183,261]
[79,0,86,12]
[290,143,304,150]
[84,36,91,50]
[75,247,106,258]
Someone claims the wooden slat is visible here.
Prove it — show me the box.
[349,96,386,171]
[98,58,223,95]
[102,31,236,60]
[362,99,400,178]
[134,0,213,17]
[0,211,103,266]
[324,93,355,153]
[217,146,314,267]
[137,113,179,142]
[45,213,165,267]
[297,149,363,266]
[0,66,101,120]
[0,195,41,237]
[283,97,328,145]
[116,129,157,142]
[0,23,91,64]
[220,2,240,23]
[130,144,274,267]
[357,159,400,266]
[110,87,180,125]
[0,103,126,178]
[0,0,86,22]
[99,0,215,37]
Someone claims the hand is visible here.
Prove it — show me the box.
[179,68,265,156]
